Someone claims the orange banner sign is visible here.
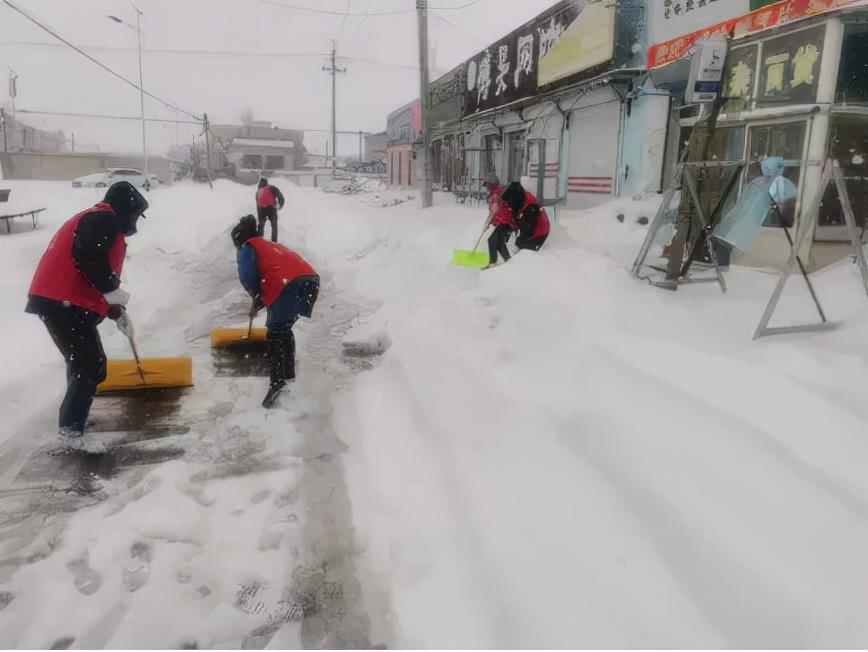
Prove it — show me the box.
[649,0,868,69]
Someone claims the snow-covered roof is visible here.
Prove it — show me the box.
[229,138,295,149]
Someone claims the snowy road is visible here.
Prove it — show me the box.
[1,180,867,648]
[0,181,381,648]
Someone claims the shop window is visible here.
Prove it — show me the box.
[818,113,868,231]
[241,154,263,169]
[265,155,285,170]
[722,44,758,112]
[482,133,501,184]
[683,125,745,163]
[746,122,806,225]
[677,125,693,161]
[836,24,868,104]
[506,133,526,183]
[757,26,825,106]
[745,122,805,182]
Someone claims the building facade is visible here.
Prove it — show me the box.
[210,121,305,173]
[453,0,653,210]
[0,111,65,154]
[386,100,420,186]
[364,131,387,164]
[649,0,868,268]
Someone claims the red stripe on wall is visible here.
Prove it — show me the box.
[567,181,612,188]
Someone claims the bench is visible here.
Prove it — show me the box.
[0,207,46,233]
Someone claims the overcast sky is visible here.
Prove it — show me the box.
[0,0,560,156]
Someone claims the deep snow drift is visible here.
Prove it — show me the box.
[0,178,866,648]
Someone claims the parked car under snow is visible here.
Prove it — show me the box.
[72,168,160,189]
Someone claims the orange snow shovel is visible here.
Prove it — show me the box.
[99,314,193,392]
[210,298,268,348]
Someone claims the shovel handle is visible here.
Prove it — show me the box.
[472,209,493,253]
[246,298,256,339]
[126,332,147,384]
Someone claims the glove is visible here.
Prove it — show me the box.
[104,287,131,307]
[115,311,134,339]
[107,304,125,321]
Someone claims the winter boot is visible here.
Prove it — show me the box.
[265,325,294,408]
[58,427,107,454]
[262,380,287,408]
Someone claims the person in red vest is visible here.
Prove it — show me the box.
[502,181,550,252]
[26,181,148,448]
[255,177,285,243]
[232,215,319,407]
[487,181,517,267]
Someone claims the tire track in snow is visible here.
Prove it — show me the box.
[560,345,868,647]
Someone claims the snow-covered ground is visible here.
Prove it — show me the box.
[0,178,866,648]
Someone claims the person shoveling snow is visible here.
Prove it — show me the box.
[255,177,285,243]
[25,181,148,452]
[485,181,550,268]
[231,215,320,408]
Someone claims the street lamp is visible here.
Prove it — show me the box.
[108,2,147,190]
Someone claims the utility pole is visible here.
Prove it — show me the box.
[7,67,17,115]
[416,0,433,207]
[132,2,147,190]
[108,5,147,189]
[359,129,363,164]
[0,108,7,152]
[322,40,345,178]
[203,112,213,189]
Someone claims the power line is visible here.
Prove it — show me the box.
[432,10,485,44]
[339,0,351,31]
[16,108,202,124]
[1,42,330,58]
[260,0,483,16]
[2,41,419,69]
[1,0,203,122]
[338,54,418,70]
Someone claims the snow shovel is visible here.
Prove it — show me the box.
[210,299,268,348]
[451,217,491,269]
[98,314,193,392]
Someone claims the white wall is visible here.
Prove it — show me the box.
[619,82,671,198]
[565,87,621,209]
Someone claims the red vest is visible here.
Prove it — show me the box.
[29,203,126,317]
[521,191,550,239]
[256,185,277,208]
[247,237,317,306]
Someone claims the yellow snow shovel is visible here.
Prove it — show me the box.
[99,315,193,392]
[210,299,268,348]
[451,211,491,269]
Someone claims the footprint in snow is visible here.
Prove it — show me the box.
[66,555,102,596]
[123,541,151,593]
[49,636,75,650]
[0,591,14,611]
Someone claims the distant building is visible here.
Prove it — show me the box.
[209,121,305,172]
[364,131,387,163]
[226,138,297,172]
[0,111,65,154]
[385,100,420,186]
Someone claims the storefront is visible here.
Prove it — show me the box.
[428,64,466,192]
[650,0,868,268]
[456,0,651,210]
[385,100,420,187]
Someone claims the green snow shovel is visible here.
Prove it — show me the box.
[451,215,491,269]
